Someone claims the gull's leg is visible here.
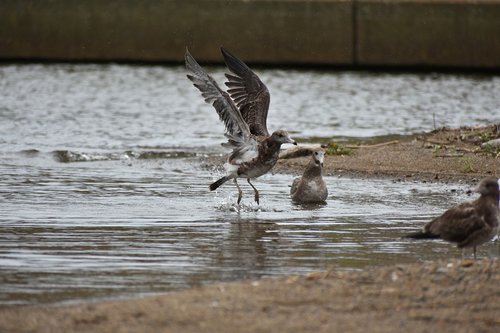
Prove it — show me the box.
[473,246,477,260]
[234,178,243,204]
[247,179,260,205]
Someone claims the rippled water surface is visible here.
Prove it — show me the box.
[0,64,499,305]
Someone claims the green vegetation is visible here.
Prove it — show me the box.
[431,144,442,158]
[325,142,352,156]
[461,156,476,173]
[481,143,500,158]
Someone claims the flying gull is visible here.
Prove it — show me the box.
[185,47,296,204]
[290,150,328,204]
[405,177,499,259]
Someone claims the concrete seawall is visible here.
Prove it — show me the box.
[1,0,499,68]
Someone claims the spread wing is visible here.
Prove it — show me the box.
[426,202,486,243]
[221,47,270,137]
[185,49,258,164]
[185,48,251,145]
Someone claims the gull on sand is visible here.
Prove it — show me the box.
[405,177,500,259]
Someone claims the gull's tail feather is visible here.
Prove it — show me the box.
[210,176,230,191]
[403,231,440,239]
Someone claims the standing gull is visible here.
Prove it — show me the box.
[290,150,328,204]
[185,47,296,204]
[405,177,500,259]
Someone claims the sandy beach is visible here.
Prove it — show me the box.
[277,124,499,183]
[0,259,498,333]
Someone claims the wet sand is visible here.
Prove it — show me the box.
[1,125,498,333]
[1,259,498,333]
[277,124,499,183]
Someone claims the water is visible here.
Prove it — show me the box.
[0,64,499,306]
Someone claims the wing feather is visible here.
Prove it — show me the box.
[185,49,250,141]
[185,49,259,163]
[290,177,301,196]
[427,202,486,243]
[221,47,270,137]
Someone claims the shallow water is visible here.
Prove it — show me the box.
[0,64,499,305]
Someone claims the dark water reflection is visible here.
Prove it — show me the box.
[0,64,498,305]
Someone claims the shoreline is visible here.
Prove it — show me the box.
[0,125,498,332]
[276,124,499,184]
[1,259,498,332]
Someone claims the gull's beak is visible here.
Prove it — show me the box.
[286,135,297,145]
[315,152,325,168]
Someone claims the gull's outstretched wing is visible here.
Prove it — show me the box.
[185,49,251,143]
[221,47,270,137]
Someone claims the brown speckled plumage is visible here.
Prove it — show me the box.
[290,151,328,204]
[406,177,500,258]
